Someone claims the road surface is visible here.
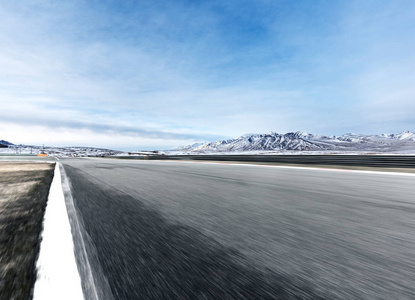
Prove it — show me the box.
[60,158,415,299]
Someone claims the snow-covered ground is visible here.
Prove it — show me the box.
[0,145,122,157]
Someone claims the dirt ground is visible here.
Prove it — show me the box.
[0,162,55,300]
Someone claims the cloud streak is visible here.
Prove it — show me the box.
[1,115,225,141]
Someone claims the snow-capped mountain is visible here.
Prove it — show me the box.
[393,130,415,141]
[374,131,415,141]
[171,142,206,151]
[175,131,415,154]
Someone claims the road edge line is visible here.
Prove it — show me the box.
[33,163,84,299]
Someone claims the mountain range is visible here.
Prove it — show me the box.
[175,131,415,154]
[3,131,415,155]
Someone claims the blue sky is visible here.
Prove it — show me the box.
[1,0,414,150]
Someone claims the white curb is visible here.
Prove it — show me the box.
[33,163,84,300]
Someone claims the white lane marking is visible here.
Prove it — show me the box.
[150,160,415,177]
[34,163,84,300]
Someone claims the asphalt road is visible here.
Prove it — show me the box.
[60,158,415,299]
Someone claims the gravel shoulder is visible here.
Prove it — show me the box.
[0,162,55,300]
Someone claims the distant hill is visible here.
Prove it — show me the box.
[174,130,415,154]
[0,140,14,148]
[0,141,122,157]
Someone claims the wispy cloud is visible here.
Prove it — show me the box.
[1,114,226,141]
